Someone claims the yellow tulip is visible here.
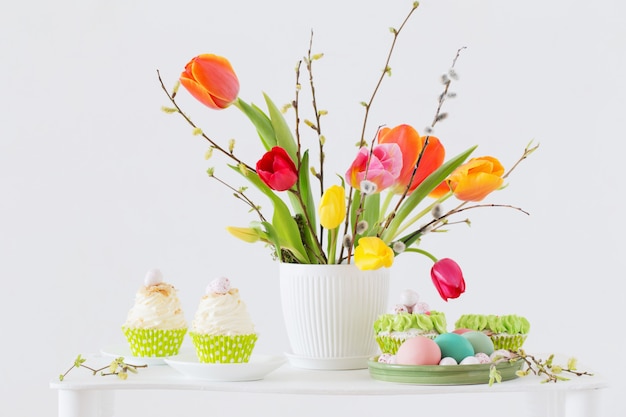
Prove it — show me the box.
[318,185,346,229]
[354,237,394,270]
[226,226,261,243]
[447,156,505,202]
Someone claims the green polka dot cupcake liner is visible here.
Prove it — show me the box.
[490,334,527,351]
[122,327,187,357]
[189,332,258,363]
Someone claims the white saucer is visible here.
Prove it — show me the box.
[285,353,371,370]
[100,344,192,366]
[164,352,287,381]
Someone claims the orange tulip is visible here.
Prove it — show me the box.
[378,125,445,194]
[180,54,240,110]
[447,156,504,202]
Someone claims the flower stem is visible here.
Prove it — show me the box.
[404,247,438,262]
[157,70,255,172]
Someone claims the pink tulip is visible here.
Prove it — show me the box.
[378,124,445,194]
[430,258,466,301]
[345,143,403,193]
[256,147,298,191]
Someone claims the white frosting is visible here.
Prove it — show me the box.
[191,288,255,335]
[124,283,187,330]
[377,329,439,339]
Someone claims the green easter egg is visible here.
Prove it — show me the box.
[462,330,495,355]
[434,333,475,363]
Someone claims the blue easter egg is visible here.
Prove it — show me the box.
[434,333,475,363]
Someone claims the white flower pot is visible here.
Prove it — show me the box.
[279,263,390,370]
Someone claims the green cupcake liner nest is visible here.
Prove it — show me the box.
[189,333,258,363]
[122,327,187,357]
[490,334,527,351]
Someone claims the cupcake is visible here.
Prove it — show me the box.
[122,269,188,357]
[189,277,258,363]
[373,289,447,355]
[454,314,530,350]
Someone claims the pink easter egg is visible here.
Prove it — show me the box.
[452,328,472,334]
[396,335,442,365]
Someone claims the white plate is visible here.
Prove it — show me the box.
[164,352,287,381]
[100,344,192,366]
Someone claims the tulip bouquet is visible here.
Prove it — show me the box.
[159,2,536,301]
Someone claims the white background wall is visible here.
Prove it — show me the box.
[1,0,623,416]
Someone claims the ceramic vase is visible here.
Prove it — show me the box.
[279,263,390,370]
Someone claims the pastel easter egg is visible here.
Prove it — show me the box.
[434,333,475,363]
[452,328,472,335]
[396,335,442,365]
[490,349,513,362]
[460,356,480,365]
[400,289,420,307]
[462,330,495,355]
[144,268,164,286]
[474,352,492,364]
[439,357,458,366]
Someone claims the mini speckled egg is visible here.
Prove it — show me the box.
[460,355,481,365]
[439,357,458,366]
[490,349,513,362]
[434,333,475,363]
[396,335,442,365]
[462,331,495,355]
[474,352,492,364]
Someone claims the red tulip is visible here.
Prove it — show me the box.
[430,258,466,301]
[180,54,240,110]
[256,147,298,191]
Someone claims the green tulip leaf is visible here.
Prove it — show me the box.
[234,98,276,151]
[382,145,477,242]
[288,150,323,262]
[229,164,310,263]
[263,93,298,162]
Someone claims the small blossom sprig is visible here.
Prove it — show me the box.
[58,354,148,381]
[513,350,594,383]
[488,350,594,385]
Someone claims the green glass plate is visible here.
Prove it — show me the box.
[368,357,524,385]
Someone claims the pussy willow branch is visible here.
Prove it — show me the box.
[401,139,537,242]
[293,60,303,164]
[290,61,327,262]
[401,201,529,244]
[503,141,539,180]
[209,173,267,223]
[338,4,419,263]
[380,47,466,234]
[429,46,465,130]
[358,2,420,147]
[157,70,255,173]
[305,30,325,196]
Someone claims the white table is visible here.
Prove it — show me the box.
[49,355,607,417]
